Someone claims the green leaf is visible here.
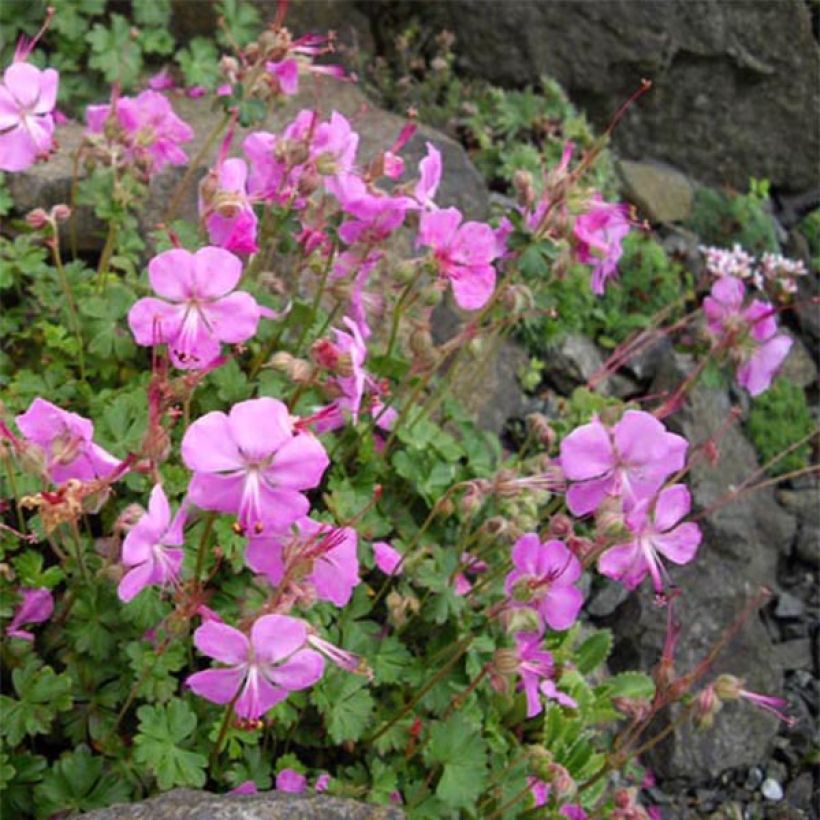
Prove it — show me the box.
[176,37,220,89]
[312,671,374,744]
[87,15,143,88]
[575,629,613,675]
[125,641,187,703]
[0,659,74,746]
[597,672,656,701]
[132,0,171,27]
[133,700,207,790]
[34,745,131,816]
[425,713,488,810]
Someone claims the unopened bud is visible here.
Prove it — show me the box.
[296,166,320,197]
[595,496,627,537]
[566,535,594,561]
[526,745,554,780]
[393,261,416,285]
[50,204,71,222]
[546,762,576,800]
[714,674,743,701]
[694,684,722,730]
[420,285,442,307]
[612,697,651,721]
[526,413,555,448]
[504,606,542,634]
[548,513,573,539]
[25,208,49,229]
[409,328,435,358]
[492,648,520,677]
[114,503,145,534]
[18,442,46,475]
[481,516,508,536]
[513,169,535,209]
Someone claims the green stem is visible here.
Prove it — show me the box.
[95,222,117,294]
[68,520,89,583]
[2,453,25,532]
[194,513,217,585]
[49,227,86,381]
[386,279,416,359]
[294,247,336,353]
[210,689,242,770]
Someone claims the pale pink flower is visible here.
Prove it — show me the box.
[418,207,498,310]
[6,587,54,641]
[373,541,402,575]
[200,157,259,254]
[117,484,185,603]
[276,769,307,793]
[314,317,368,428]
[181,397,329,534]
[246,517,360,607]
[413,141,442,208]
[312,111,359,182]
[128,246,263,369]
[573,197,631,295]
[315,773,331,792]
[0,62,58,171]
[187,615,324,719]
[512,632,558,717]
[598,484,701,594]
[16,397,119,484]
[85,90,193,173]
[559,410,688,516]
[148,69,175,91]
[702,276,792,396]
[505,536,584,631]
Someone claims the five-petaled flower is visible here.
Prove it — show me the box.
[505,535,584,631]
[0,61,59,172]
[187,615,324,719]
[573,197,631,295]
[560,410,688,517]
[118,484,185,603]
[128,246,264,370]
[597,484,702,593]
[181,397,329,534]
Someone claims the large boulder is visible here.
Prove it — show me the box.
[603,353,797,782]
[82,789,403,819]
[366,0,820,195]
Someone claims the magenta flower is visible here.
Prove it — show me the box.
[276,769,307,793]
[598,484,701,593]
[181,397,329,534]
[373,541,402,575]
[16,397,119,484]
[702,276,792,396]
[528,777,550,808]
[118,484,185,603]
[573,197,631,295]
[201,158,259,255]
[505,535,584,631]
[513,632,557,717]
[559,410,688,517]
[187,615,324,719]
[267,59,299,95]
[312,111,359,181]
[85,90,193,173]
[418,207,498,310]
[128,246,263,369]
[315,773,331,792]
[317,317,368,428]
[229,781,258,795]
[0,61,58,172]
[414,141,442,208]
[6,587,54,641]
[245,516,360,607]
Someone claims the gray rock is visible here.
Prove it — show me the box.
[778,333,818,390]
[775,639,813,671]
[369,0,820,194]
[617,159,694,223]
[586,579,630,618]
[774,592,806,620]
[82,789,403,819]
[761,778,784,802]
[785,772,815,811]
[546,333,636,397]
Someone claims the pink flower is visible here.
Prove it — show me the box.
[513,632,557,717]
[505,535,584,631]
[266,59,299,96]
[314,317,368,429]
[528,777,550,808]
[418,207,498,310]
[414,141,442,208]
[85,90,193,173]
[314,773,331,792]
[187,615,324,719]
[6,587,54,641]
[373,541,402,575]
[540,678,577,709]
[128,246,263,369]
[148,69,175,91]
[0,61,58,172]
[117,484,185,603]
[702,277,792,396]
[246,517,359,607]
[598,484,701,593]
[229,781,258,795]
[312,111,359,182]
[453,551,488,596]
[181,397,329,534]
[276,768,307,793]
[573,198,631,295]
[200,158,259,254]
[559,410,688,517]
[16,397,119,484]
[561,806,589,820]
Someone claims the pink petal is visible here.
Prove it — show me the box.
[187,667,245,705]
[612,410,669,467]
[267,648,325,691]
[652,484,691,532]
[560,421,613,481]
[245,536,285,585]
[248,485,310,532]
[653,522,701,565]
[510,533,543,575]
[235,667,287,718]
[0,85,20,129]
[418,207,461,249]
[186,472,245,516]
[117,561,156,603]
[148,249,195,300]
[250,614,307,664]
[450,265,496,310]
[597,541,645,589]
[541,585,584,631]
[737,335,792,397]
[268,434,329,490]
[227,397,293,462]
[744,300,778,343]
[276,769,307,794]
[0,124,38,172]
[4,62,42,108]
[128,297,184,346]
[192,246,243,299]
[181,411,244,472]
[565,474,614,516]
[33,68,59,114]
[373,541,402,575]
[193,620,249,664]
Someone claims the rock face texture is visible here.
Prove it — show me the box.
[82,789,403,819]
[365,0,819,194]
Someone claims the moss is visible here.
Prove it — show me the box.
[745,378,814,476]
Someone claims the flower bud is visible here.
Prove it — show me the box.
[503,606,542,634]
[50,204,71,222]
[714,674,743,701]
[492,648,520,677]
[694,684,722,730]
[548,513,573,539]
[513,170,535,209]
[420,286,442,307]
[526,413,555,448]
[546,762,576,800]
[393,260,417,285]
[25,208,49,229]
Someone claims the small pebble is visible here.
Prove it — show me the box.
[744,767,764,789]
[775,592,806,619]
[761,778,784,801]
